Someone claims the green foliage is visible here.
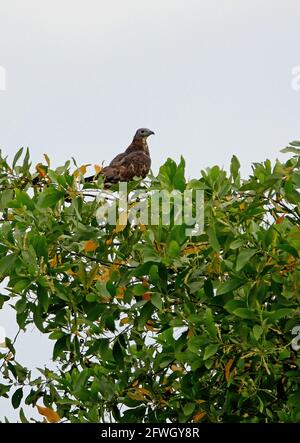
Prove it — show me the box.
[0,143,300,423]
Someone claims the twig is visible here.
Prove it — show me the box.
[0,327,22,371]
[66,250,137,269]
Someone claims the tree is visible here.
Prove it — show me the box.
[0,143,300,423]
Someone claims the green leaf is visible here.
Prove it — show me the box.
[12,387,23,409]
[203,279,214,297]
[236,249,257,272]
[289,140,300,146]
[233,308,256,320]
[0,253,18,278]
[203,343,219,360]
[0,189,14,210]
[74,369,90,392]
[132,284,146,295]
[31,235,48,258]
[0,383,11,397]
[12,147,24,169]
[53,335,69,360]
[281,146,300,155]
[278,243,299,259]
[13,278,31,292]
[137,302,155,331]
[230,155,240,180]
[13,190,35,211]
[183,402,196,416]
[38,187,65,208]
[19,408,29,423]
[22,148,31,173]
[49,330,66,340]
[173,156,186,191]
[151,293,162,310]
[98,376,115,401]
[224,300,246,313]
[266,308,294,323]
[15,297,27,314]
[230,239,244,250]
[207,226,220,251]
[113,340,124,366]
[149,264,159,285]
[253,325,263,340]
[217,278,245,295]
[166,240,181,258]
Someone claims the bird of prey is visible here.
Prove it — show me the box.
[85,128,154,187]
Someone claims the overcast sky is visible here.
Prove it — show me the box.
[1,0,300,421]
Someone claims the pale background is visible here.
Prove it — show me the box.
[0,0,300,421]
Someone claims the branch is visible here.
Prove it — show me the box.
[66,250,137,269]
[0,327,22,371]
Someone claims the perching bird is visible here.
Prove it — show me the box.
[85,128,154,187]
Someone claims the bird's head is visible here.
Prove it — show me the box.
[134,128,155,140]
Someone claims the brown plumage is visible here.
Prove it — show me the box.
[85,128,154,187]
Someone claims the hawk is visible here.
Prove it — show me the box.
[85,128,154,187]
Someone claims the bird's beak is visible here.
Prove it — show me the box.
[149,130,155,136]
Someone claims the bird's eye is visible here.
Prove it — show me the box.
[140,130,145,133]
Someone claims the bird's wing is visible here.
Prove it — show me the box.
[103,151,151,185]
[84,151,126,182]
[109,152,127,166]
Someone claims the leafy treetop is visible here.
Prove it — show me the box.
[0,142,300,423]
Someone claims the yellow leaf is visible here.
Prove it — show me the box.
[132,379,139,387]
[127,387,151,401]
[79,165,88,175]
[100,295,112,303]
[36,163,47,177]
[138,387,151,398]
[187,329,194,338]
[225,358,234,383]
[142,278,149,287]
[276,215,285,224]
[43,153,51,167]
[158,398,168,407]
[50,255,58,268]
[239,202,245,211]
[84,240,98,252]
[105,239,113,245]
[73,164,90,179]
[66,188,78,200]
[120,316,130,325]
[114,221,127,233]
[98,267,110,282]
[112,260,124,267]
[127,390,145,401]
[145,319,154,331]
[5,352,14,362]
[170,364,183,372]
[66,268,76,276]
[145,319,160,332]
[140,224,146,232]
[116,286,126,299]
[87,264,99,287]
[193,411,206,423]
[182,245,203,255]
[94,164,102,175]
[143,292,151,301]
[36,405,60,423]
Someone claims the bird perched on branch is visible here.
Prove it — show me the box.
[85,128,154,187]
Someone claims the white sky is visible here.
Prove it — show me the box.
[1,0,300,421]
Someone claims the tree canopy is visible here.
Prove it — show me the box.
[0,143,300,423]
